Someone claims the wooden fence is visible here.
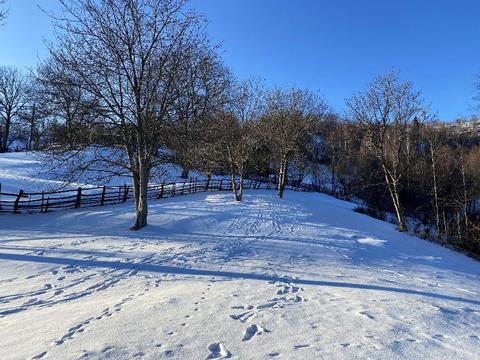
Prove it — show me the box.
[0,178,321,215]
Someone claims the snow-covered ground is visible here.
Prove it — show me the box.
[1,190,479,359]
[0,151,199,194]
[0,152,63,193]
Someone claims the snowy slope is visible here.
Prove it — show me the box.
[0,191,479,359]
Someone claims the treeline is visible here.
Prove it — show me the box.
[1,0,480,257]
[320,75,480,256]
[0,0,329,231]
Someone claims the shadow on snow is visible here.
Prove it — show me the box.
[0,252,479,306]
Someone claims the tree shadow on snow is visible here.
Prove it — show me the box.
[0,252,479,306]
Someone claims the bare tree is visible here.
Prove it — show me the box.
[35,57,96,149]
[165,44,231,179]
[48,0,210,230]
[261,88,326,198]
[0,0,8,25]
[217,78,265,201]
[347,72,430,231]
[190,114,226,188]
[0,66,29,153]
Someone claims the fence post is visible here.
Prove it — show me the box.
[159,182,165,198]
[45,197,50,212]
[123,184,129,202]
[40,191,45,213]
[13,189,24,213]
[100,186,106,206]
[219,179,223,191]
[75,187,82,208]
[171,184,176,197]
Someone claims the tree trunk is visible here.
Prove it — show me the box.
[456,209,462,241]
[442,210,448,238]
[429,142,440,238]
[459,155,469,231]
[330,144,336,194]
[230,173,242,201]
[1,112,11,153]
[205,173,211,191]
[237,173,244,201]
[383,167,407,232]
[277,157,288,198]
[131,161,149,230]
[28,104,36,151]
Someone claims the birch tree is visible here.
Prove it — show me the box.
[347,72,430,231]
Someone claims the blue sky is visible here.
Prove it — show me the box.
[0,0,479,121]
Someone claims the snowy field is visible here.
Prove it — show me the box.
[1,190,480,359]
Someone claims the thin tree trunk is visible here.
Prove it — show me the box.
[456,209,461,241]
[1,112,11,153]
[442,210,448,238]
[277,157,288,198]
[459,156,469,230]
[330,144,335,194]
[230,172,242,201]
[383,167,407,231]
[429,142,440,238]
[237,172,244,201]
[28,104,36,151]
[205,173,211,191]
[131,160,149,230]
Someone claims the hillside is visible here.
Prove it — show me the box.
[0,190,479,359]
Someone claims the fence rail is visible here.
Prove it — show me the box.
[0,178,322,215]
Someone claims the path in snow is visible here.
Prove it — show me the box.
[0,191,479,359]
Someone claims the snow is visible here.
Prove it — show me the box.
[0,151,201,194]
[0,152,60,193]
[1,190,479,359]
[356,237,387,247]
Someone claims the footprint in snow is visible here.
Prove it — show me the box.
[206,342,231,359]
[31,351,47,359]
[359,311,375,320]
[276,284,300,295]
[102,346,114,353]
[243,324,270,341]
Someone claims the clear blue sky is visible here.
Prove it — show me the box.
[0,0,479,121]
